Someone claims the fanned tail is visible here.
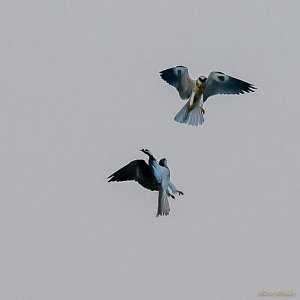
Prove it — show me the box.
[156,187,170,217]
[174,101,204,126]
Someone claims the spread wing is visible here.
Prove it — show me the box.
[203,71,256,102]
[108,160,158,191]
[159,66,194,100]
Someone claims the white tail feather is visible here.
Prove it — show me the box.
[156,187,170,217]
[174,100,204,126]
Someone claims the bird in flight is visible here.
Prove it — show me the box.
[160,66,256,126]
[108,149,183,217]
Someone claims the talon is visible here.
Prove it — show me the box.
[178,191,184,196]
[200,107,205,114]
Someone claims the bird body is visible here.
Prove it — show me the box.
[150,158,167,183]
[160,66,256,126]
[108,149,183,217]
[149,157,173,217]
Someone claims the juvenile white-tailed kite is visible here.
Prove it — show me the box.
[108,149,183,217]
[160,66,256,126]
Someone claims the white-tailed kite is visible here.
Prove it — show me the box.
[108,149,183,217]
[160,66,256,126]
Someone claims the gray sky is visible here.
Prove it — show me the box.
[1,0,299,299]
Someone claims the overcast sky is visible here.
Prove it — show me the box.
[1,0,299,299]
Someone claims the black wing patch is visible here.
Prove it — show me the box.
[108,160,158,191]
[159,67,180,89]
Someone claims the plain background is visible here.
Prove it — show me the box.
[1,0,299,299]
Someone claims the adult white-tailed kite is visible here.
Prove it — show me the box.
[108,149,183,217]
[160,66,256,126]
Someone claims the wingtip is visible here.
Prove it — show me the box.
[246,85,257,93]
[159,68,169,75]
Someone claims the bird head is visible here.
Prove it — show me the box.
[159,158,167,166]
[196,76,207,85]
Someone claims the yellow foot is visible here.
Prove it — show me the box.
[200,107,205,114]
